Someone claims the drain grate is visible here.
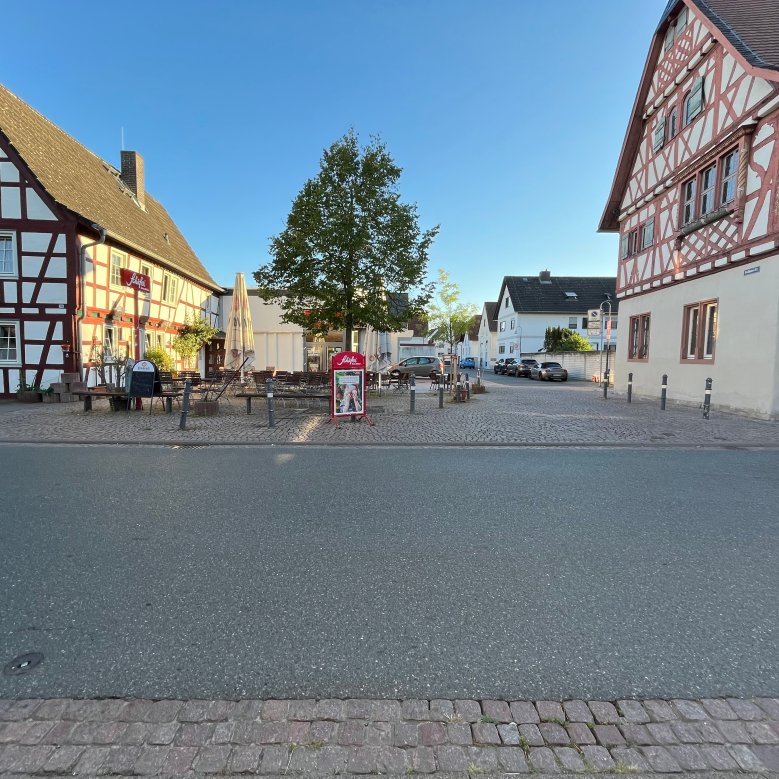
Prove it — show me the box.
[3,652,44,676]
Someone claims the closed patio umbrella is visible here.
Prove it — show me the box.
[224,272,255,379]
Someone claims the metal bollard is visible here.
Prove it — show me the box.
[627,372,633,403]
[409,374,416,413]
[438,382,444,409]
[455,374,461,402]
[178,379,191,430]
[661,374,668,410]
[703,377,712,419]
[465,372,470,400]
[603,369,609,400]
[265,378,275,427]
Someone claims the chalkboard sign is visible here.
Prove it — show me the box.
[129,360,158,398]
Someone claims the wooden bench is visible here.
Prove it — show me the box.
[73,389,129,412]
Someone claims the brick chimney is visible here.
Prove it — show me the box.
[120,150,145,208]
[539,269,552,283]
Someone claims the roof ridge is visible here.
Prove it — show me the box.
[0,84,116,173]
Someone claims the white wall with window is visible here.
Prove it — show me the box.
[614,257,779,418]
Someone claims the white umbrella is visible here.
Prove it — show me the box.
[224,272,255,379]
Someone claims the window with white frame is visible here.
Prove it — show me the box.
[510,318,515,330]
[568,317,577,329]
[720,149,739,205]
[110,250,125,287]
[0,233,17,275]
[682,300,717,360]
[140,263,152,297]
[0,321,19,364]
[498,345,505,354]
[700,164,717,215]
[162,271,179,304]
[499,321,506,331]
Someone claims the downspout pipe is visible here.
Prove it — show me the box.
[76,223,106,382]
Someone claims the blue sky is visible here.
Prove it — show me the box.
[5,0,665,306]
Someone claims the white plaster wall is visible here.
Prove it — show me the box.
[26,189,56,220]
[0,188,21,219]
[614,258,779,417]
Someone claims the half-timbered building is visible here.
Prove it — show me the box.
[600,0,779,418]
[0,84,220,396]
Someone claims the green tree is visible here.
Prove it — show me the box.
[543,326,593,352]
[254,130,438,348]
[425,268,479,385]
[172,315,219,369]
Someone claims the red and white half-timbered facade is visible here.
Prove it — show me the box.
[600,0,779,418]
[0,85,220,397]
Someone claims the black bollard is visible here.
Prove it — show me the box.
[465,372,470,400]
[627,372,633,403]
[179,379,191,430]
[438,381,444,409]
[703,377,712,419]
[409,374,416,413]
[266,377,275,427]
[603,369,609,400]
[661,374,668,410]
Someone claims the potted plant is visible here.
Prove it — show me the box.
[17,379,42,402]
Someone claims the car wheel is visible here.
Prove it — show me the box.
[561,376,567,382]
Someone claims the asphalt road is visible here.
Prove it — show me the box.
[1,444,777,701]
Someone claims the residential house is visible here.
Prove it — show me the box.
[600,0,779,418]
[477,302,498,369]
[456,315,480,364]
[494,272,617,363]
[0,84,220,395]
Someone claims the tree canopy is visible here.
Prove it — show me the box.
[254,131,438,347]
[543,326,593,352]
[425,268,479,359]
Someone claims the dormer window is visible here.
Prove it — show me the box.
[564,291,578,301]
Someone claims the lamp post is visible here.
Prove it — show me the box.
[600,300,613,394]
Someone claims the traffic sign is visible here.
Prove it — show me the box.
[588,309,601,322]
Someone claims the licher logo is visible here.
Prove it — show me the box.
[339,355,359,366]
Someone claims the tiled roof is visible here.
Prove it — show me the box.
[484,302,498,331]
[692,0,779,72]
[0,84,219,290]
[503,275,618,313]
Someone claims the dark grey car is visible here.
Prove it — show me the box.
[388,356,444,377]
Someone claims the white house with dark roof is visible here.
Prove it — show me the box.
[494,271,618,364]
[477,302,498,369]
[0,84,221,395]
[600,0,779,418]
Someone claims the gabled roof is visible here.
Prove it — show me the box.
[483,301,498,332]
[466,314,480,341]
[599,0,779,232]
[499,275,618,314]
[0,84,220,291]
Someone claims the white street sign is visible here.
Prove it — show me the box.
[588,309,601,322]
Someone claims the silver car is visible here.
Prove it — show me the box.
[530,361,569,381]
[388,356,444,377]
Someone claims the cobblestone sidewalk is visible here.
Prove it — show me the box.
[1,697,778,776]
[0,379,777,447]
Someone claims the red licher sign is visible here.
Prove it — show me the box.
[120,268,151,294]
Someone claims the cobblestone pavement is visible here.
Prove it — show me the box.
[0,697,777,776]
[0,378,776,446]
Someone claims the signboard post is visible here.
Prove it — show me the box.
[330,351,374,428]
[128,359,158,415]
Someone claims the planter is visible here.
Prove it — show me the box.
[194,400,219,416]
[17,391,42,403]
[42,394,60,403]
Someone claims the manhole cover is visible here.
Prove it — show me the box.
[3,652,44,676]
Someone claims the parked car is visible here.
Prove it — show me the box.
[530,361,568,381]
[459,357,476,369]
[506,358,537,377]
[495,357,518,375]
[388,356,444,377]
